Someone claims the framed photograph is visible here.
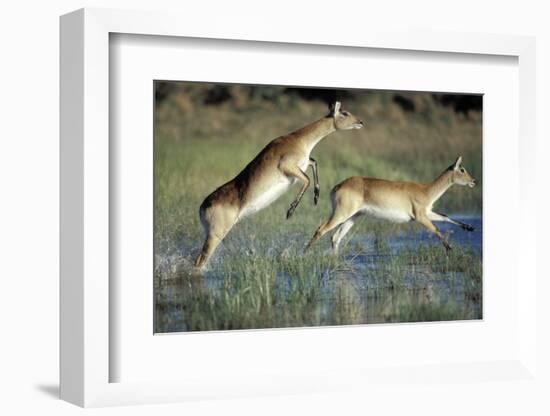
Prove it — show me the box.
[60,8,538,407]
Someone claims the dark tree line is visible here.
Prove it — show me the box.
[155,81,482,116]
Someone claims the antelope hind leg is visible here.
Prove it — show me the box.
[331,218,355,254]
[195,233,223,270]
[416,215,452,252]
[305,213,350,252]
[195,205,238,270]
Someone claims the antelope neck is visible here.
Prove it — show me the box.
[295,116,336,152]
[426,169,454,204]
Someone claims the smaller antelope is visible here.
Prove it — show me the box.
[305,156,477,253]
[194,102,364,269]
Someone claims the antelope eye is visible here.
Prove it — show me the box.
[342,111,350,116]
[460,167,465,173]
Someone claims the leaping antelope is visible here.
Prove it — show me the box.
[194,102,364,269]
[305,156,477,253]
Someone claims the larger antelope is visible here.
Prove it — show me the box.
[305,156,477,253]
[194,102,364,269]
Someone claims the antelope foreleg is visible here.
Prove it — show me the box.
[280,164,310,219]
[309,158,320,205]
[429,211,475,232]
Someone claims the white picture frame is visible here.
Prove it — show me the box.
[60,8,538,407]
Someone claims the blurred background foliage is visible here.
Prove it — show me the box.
[154,81,482,217]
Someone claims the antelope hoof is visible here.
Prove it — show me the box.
[191,265,205,275]
[314,186,320,205]
[462,224,475,232]
[193,255,203,269]
[286,203,297,219]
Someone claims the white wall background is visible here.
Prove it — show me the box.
[1,1,548,414]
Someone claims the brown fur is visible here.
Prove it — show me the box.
[195,102,364,269]
[306,157,477,253]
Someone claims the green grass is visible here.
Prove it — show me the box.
[154,241,482,332]
[154,87,483,332]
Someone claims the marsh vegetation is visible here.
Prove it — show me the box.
[154,83,482,333]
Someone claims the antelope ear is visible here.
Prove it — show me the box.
[329,101,341,116]
[454,156,463,170]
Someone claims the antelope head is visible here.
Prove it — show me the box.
[329,101,364,130]
[451,156,477,188]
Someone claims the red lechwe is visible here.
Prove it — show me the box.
[194,102,364,270]
[305,156,477,253]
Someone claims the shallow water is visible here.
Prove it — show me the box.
[155,216,482,332]
[336,216,482,323]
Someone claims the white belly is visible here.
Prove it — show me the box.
[237,155,309,220]
[360,204,411,223]
[298,157,309,172]
[239,176,292,219]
